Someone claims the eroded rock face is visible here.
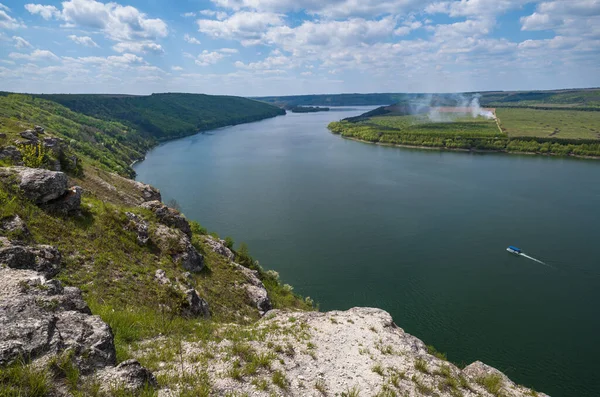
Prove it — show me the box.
[96,359,158,393]
[0,166,68,204]
[0,267,116,372]
[140,201,191,238]
[232,262,272,314]
[0,237,61,277]
[42,186,82,215]
[20,130,38,141]
[152,225,204,272]
[182,289,210,318]
[202,235,235,261]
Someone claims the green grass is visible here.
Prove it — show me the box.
[415,358,429,373]
[497,108,600,140]
[271,370,288,390]
[0,359,51,397]
[477,373,504,395]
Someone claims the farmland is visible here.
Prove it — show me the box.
[497,108,600,140]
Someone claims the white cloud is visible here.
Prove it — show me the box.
[182,12,196,18]
[235,50,291,69]
[112,41,164,54]
[0,4,10,12]
[184,34,201,44]
[24,4,59,19]
[425,0,530,18]
[25,0,168,41]
[0,7,24,29]
[172,66,184,71]
[68,34,99,47]
[64,53,145,67]
[9,49,59,62]
[219,48,238,53]
[521,1,600,39]
[13,36,32,49]
[197,11,283,46]
[199,9,228,20]
[195,50,225,66]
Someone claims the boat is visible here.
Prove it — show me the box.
[506,246,522,254]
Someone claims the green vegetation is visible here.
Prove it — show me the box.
[329,104,600,157]
[476,373,504,395]
[36,93,285,141]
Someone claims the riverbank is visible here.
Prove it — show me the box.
[340,135,600,160]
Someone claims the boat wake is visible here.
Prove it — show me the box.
[520,253,552,268]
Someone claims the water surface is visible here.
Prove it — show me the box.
[136,107,600,396]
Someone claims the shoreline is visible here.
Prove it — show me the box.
[339,135,600,161]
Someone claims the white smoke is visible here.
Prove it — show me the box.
[470,95,495,119]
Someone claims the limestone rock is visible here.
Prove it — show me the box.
[0,237,61,277]
[0,267,116,372]
[20,130,38,141]
[154,269,171,285]
[152,225,204,272]
[34,126,45,134]
[0,215,29,237]
[125,212,150,246]
[182,289,210,318]
[0,146,23,164]
[202,235,235,261]
[0,166,68,204]
[42,186,82,215]
[140,200,191,238]
[232,262,272,314]
[96,359,157,392]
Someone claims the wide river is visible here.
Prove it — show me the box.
[135,107,600,396]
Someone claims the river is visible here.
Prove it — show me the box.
[135,106,600,396]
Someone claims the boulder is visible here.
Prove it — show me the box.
[42,186,82,215]
[0,167,68,204]
[140,200,191,238]
[182,289,210,318]
[0,215,29,237]
[0,267,116,371]
[125,212,149,246]
[42,137,60,149]
[202,235,235,261]
[0,146,23,164]
[19,130,38,141]
[125,180,161,203]
[96,359,157,393]
[152,225,204,272]
[0,237,61,277]
[34,126,45,134]
[232,262,272,314]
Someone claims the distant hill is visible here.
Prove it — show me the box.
[35,93,286,141]
[256,88,600,110]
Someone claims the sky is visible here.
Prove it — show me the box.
[0,0,599,96]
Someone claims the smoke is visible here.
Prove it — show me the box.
[406,93,496,122]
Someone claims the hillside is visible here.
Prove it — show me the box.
[34,93,286,141]
[0,94,547,396]
[257,88,600,109]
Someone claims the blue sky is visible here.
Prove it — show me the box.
[0,0,599,95]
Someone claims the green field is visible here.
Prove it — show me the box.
[497,108,600,140]
[369,114,500,137]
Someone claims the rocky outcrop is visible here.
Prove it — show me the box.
[202,235,235,261]
[0,166,68,204]
[20,130,38,141]
[154,269,171,285]
[154,307,547,397]
[141,200,191,238]
[152,225,203,272]
[96,359,157,392]
[0,237,61,277]
[0,215,29,237]
[0,146,23,164]
[42,185,82,215]
[232,262,272,314]
[182,289,210,318]
[125,212,150,245]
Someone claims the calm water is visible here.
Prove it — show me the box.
[135,107,600,396]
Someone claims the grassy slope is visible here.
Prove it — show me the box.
[37,93,286,141]
[0,94,310,395]
[497,108,600,139]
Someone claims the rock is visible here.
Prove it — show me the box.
[19,130,38,141]
[202,235,235,261]
[0,133,6,139]
[140,200,191,238]
[96,359,157,393]
[0,167,68,204]
[42,186,82,215]
[182,289,210,318]
[0,146,23,164]
[232,262,272,314]
[0,267,116,372]
[0,237,61,277]
[0,215,29,237]
[154,269,171,285]
[34,126,45,134]
[42,137,60,149]
[152,225,204,272]
[125,212,150,245]
[134,181,161,203]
